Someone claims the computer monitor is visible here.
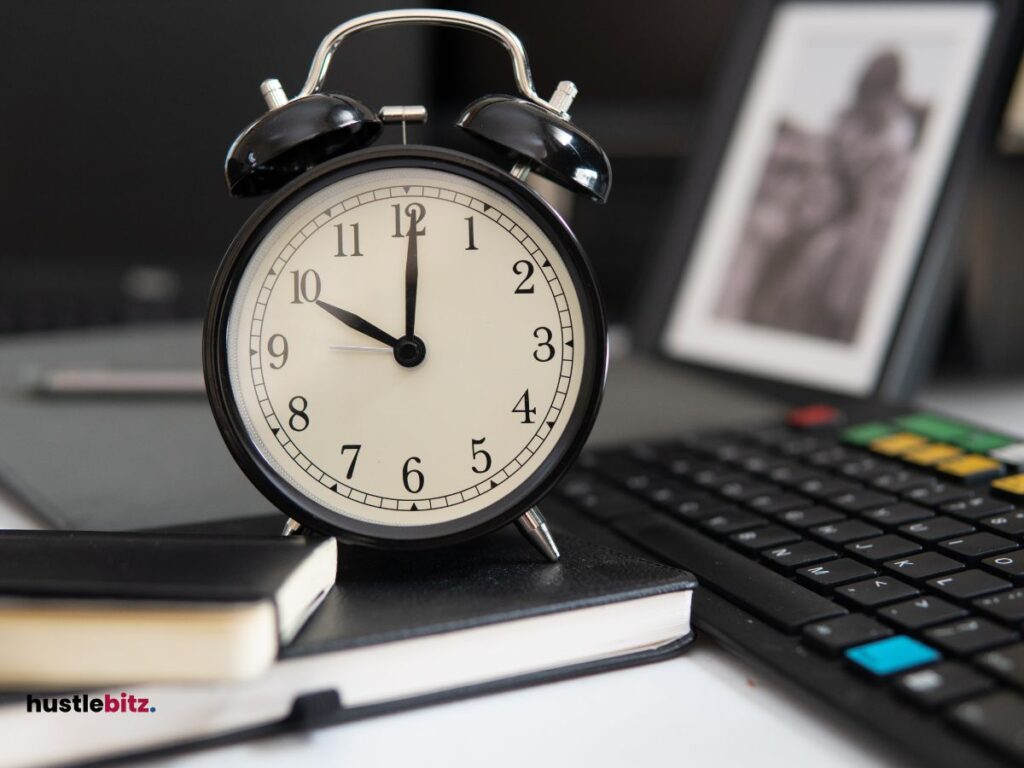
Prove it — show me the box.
[637,0,1019,400]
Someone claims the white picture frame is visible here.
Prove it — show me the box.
[662,2,995,394]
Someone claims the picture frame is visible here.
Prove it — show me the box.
[636,0,1023,400]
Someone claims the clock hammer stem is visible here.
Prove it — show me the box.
[516,507,560,562]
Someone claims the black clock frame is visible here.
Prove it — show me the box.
[204,145,608,549]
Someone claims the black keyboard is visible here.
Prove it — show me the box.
[547,405,1024,768]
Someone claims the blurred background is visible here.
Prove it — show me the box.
[0,0,1021,374]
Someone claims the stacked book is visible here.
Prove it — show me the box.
[0,520,695,765]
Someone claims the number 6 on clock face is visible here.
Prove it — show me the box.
[206,149,606,547]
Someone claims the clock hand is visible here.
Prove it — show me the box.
[315,300,398,349]
[404,209,424,338]
[328,344,392,353]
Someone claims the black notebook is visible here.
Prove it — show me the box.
[4,524,696,767]
[0,531,337,688]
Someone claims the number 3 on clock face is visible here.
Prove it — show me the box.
[207,150,606,546]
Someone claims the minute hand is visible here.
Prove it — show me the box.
[404,223,420,337]
[315,300,398,348]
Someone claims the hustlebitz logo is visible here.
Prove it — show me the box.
[26,692,156,714]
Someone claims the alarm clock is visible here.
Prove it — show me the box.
[203,9,610,561]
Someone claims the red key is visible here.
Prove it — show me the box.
[787,404,843,429]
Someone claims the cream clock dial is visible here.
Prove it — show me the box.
[221,162,591,532]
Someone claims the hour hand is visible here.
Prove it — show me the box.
[315,300,398,349]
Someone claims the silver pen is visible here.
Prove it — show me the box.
[28,369,206,397]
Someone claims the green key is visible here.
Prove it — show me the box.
[842,422,897,446]
[955,430,1015,453]
[895,413,969,442]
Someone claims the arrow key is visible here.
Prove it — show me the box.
[837,576,919,608]
[879,595,967,630]
[803,613,893,655]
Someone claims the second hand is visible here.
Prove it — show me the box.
[328,345,392,353]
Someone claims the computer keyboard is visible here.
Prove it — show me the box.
[547,405,1024,768]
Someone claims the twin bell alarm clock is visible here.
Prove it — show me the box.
[203,9,611,561]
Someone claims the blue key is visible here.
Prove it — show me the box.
[845,635,940,676]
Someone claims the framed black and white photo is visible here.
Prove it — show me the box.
[646,1,1016,397]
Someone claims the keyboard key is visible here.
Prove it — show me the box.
[778,506,845,529]
[897,662,994,708]
[729,525,799,552]
[700,508,767,536]
[661,455,714,481]
[803,614,891,655]
[980,510,1024,536]
[928,570,1012,601]
[845,635,940,676]
[924,617,1018,655]
[990,442,1024,469]
[745,493,811,515]
[902,483,974,507]
[903,443,962,467]
[936,454,1005,484]
[787,403,842,429]
[939,532,1017,560]
[780,434,833,456]
[836,576,918,608]
[768,463,820,486]
[719,480,779,502]
[977,642,1024,689]
[983,550,1024,581]
[952,691,1024,762]
[844,535,921,562]
[612,515,847,632]
[740,453,790,476]
[830,490,897,513]
[955,430,1014,454]
[712,443,758,464]
[941,495,1014,521]
[870,432,927,457]
[762,541,837,570]
[899,516,974,543]
[838,456,901,480]
[872,470,937,494]
[558,471,600,498]
[841,421,897,446]
[974,589,1024,624]
[692,467,748,490]
[879,596,967,630]
[992,474,1024,500]
[798,476,861,500]
[861,502,933,528]
[668,494,731,521]
[640,478,697,506]
[806,445,863,468]
[797,558,877,591]
[884,552,964,581]
[811,520,882,544]
[894,413,969,442]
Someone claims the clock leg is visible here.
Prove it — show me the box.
[515,507,561,562]
[281,517,309,536]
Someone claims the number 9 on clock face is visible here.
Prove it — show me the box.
[205,150,606,546]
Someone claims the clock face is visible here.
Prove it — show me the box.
[217,156,601,539]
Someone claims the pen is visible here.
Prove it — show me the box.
[27,369,206,398]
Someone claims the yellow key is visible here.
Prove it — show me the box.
[937,454,1003,480]
[992,474,1024,496]
[870,432,928,457]
[903,443,962,466]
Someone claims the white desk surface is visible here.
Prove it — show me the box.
[2,379,1019,767]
